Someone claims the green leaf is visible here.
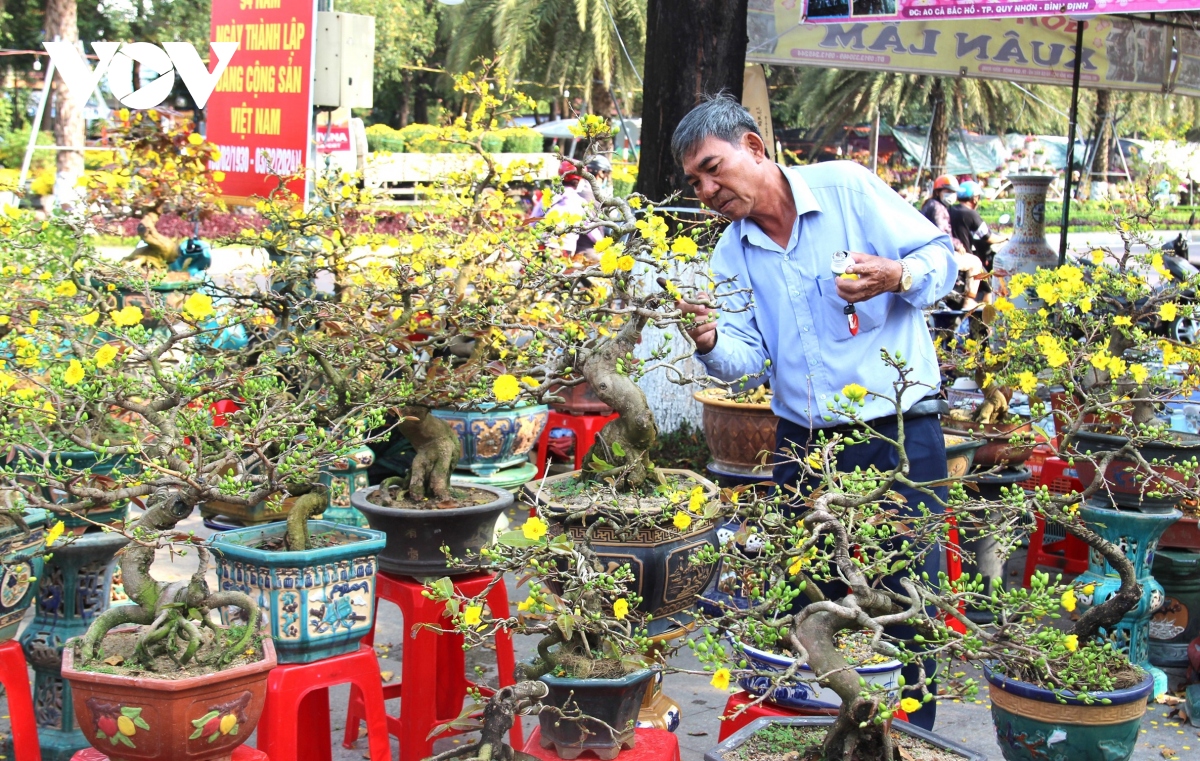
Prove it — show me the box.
[230,725,238,736]
[133,717,150,731]
[117,733,135,748]
[557,614,574,641]
[428,577,455,600]
[1032,424,1052,444]
[610,441,626,458]
[96,731,107,740]
[193,711,220,728]
[590,453,613,471]
[189,728,204,740]
[496,530,537,547]
[120,706,142,718]
[209,732,220,743]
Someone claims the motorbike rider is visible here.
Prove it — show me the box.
[920,175,961,245]
[950,180,1006,270]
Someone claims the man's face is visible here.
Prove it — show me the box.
[681,133,765,220]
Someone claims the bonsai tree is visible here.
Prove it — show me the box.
[86,109,225,270]
[685,356,1157,761]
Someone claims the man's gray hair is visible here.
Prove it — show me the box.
[671,94,761,166]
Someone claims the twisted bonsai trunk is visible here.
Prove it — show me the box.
[397,407,461,502]
[79,491,259,669]
[284,484,329,552]
[580,315,660,491]
[428,681,550,761]
[125,211,181,268]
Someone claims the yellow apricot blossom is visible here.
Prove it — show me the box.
[183,292,215,321]
[711,668,731,691]
[111,306,143,327]
[900,697,922,715]
[55,281,77,298]
[673,511,693,531]
[841,384,868,404]
[522,516,548,541]
[63,360,84,386]
[94,344,119,368]
[492,374,521,402]
[613,598,629,620]
[1160,302,1178,322]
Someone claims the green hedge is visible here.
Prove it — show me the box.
[362,123,544,154]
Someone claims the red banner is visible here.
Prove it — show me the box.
[207,0,317,203]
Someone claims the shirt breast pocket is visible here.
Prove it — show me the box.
[814,275,890,342]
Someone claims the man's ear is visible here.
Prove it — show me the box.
[742,130,768,162]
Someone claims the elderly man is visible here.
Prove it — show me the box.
[674,96,957,730]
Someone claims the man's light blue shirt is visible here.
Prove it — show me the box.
[698,161,957,431]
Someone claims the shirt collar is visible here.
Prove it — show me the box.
[738,164,822,251]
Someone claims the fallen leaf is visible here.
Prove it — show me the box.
[1161,749,1177,759]
[380,671,394,682]
[898,749,916,761]
[1158,694,1184,706]
[103,655,124,666]
[687,731,707,737]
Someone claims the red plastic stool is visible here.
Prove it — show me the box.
[0,640,40,761]
[1022,457,1089,587]
[942,514,967,634]
[521,726,680,761]
[718,691,906,742]
[257,644,391,761]
[72,748,267,761]
[535,410,619,478]
[342,571,520,761]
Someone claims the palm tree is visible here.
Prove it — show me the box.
[446,0,645,118]
[777,68,1068,180]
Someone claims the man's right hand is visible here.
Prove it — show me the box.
[678,297,718,355]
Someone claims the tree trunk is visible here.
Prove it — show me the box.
[398,407,461,502]
[927,78,949,179]
[635,0,749,204]
[44,0,85,193]
[1094,89,1112,180]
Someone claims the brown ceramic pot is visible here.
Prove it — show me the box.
[941,418,1036,469]
[62,635,276,761]
[548,381,614,416]
[693,389,779,476]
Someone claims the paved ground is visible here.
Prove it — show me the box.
[2,502,1199,760]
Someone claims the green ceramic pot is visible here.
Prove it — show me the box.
[985,664,1152,761]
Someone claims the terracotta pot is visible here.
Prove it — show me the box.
[941,419,1036,469]
[548,381,614,416]
[1048,388,1124,431]
[62,636,276,761]
[1065,428,1200,512]
[693,389,779,476]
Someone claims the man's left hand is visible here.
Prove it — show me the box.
[837,252,903,304]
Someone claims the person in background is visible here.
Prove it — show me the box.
[544,160,603,261]
[577,155,613,203]
[920,175,961,247]
[948,180,999,311]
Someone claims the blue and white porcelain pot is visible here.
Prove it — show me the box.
[431,404,549,476]
[736,639,902,711]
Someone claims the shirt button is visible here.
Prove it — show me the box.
[820,394,827,399]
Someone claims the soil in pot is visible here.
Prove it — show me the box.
[719,722,964,761]
[364,480,495,511]
[534,469,715,514]
[73,626,266,680]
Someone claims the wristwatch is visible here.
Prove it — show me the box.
[895,259,913,293]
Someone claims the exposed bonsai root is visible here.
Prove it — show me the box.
[397,407,461,501]
[199,591,260,667]
[123,211,180,268]
[284,484,329,551]
[821,696,893,761]
[427,681,550,761]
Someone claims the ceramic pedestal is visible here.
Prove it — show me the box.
[20,530,130,760]
[1073,500,1182,697]
[1149,549,1200,668]
[992,174,1057,307]
[319,445,375,528]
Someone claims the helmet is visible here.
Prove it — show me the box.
[957,180,982,200]
[933,175,960,192]
[585,156,612,174]
[558,160,582,182]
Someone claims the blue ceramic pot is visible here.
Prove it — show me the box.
[319,445,374,528]
[704,716,986,761]
[984,664,1152,761]
[735,639,902,711]
[15,449,137,532]
[0,507,48,642]
[209,520,386,663]
[431,404,549,476]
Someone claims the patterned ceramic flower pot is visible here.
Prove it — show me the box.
[431,403,549,476]
[941,419,1036,470]
[1149,549,1200,668]
[351,482,514,577]
[209,520,386,663]
[14,449,136,533]
[1066,429,1200,512]
[62,635,275,761]
[694,389,779,476]
[985,665,1152,761]
[537,667,656,760]
[21,530,131,760]
[1073,500,1181,696]
[735,640,902,711]
[0,506,48,642]
[527,469,720,637]
[319,445,375,528]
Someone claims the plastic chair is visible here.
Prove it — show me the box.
[1022,457,1090,587]
[0,640,40,761]
[521,726,681,761]
[257,644,391,761]
[342,571,520,761]
[71,748,267,761]
[534,410,619,478]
